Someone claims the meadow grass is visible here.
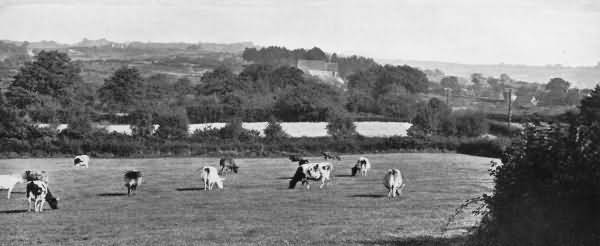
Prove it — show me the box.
[0,153,494,245]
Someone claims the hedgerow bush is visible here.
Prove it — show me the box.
[456,137,511,158]
[468,123,600,246]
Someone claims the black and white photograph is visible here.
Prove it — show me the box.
[0,0,599,245]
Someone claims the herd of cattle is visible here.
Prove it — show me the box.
[0,152,406,212]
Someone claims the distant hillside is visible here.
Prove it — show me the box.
[381,59,600,89]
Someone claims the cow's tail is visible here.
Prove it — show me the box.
[289,167,304,189]
[232,166,239,174]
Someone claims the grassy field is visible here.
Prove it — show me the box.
[0,153,495,245]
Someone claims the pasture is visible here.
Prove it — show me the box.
[0,153,494,245]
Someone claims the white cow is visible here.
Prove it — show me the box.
[0,174,24,199]
[352,156,371,176]
[74,155,90,168]
[200,166,224,190]
[289,162,333,190]
[383,169,406,198]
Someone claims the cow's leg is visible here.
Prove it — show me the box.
[7,186,12,199]
[127,185,131,196]
[39,199,45,212]
[387,188,393,198]
[27,198,32,212]
[319,179,325,189]
[397,183,405,197]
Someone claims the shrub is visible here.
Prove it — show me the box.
[326,110,358,140]
[469,122,600,246]
[154,108,189,140]
[264,116,288,143]
[456,137,510,158]
[220,118,245,142]
[453,110,489,137]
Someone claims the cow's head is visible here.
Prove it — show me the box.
[216,178,225,189]
[45,191,59,209]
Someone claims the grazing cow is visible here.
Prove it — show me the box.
[26,180,59,212]
[289,162,333,190]
[219,157,239,175]
[201,166,224,190]
[321,151,341,161]
[23,170,49,183]
[124,170,143,196]
[351,157,371,176]
[383,169,406,198]
[289,155,309,165]
[73,155,90,168]
[0,174,24,199]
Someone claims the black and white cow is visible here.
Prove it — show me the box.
[73,155,90,168]
[351,156,371,177]
[26,180,58,212]
[219,157,239,175]
[124,170,143,196]
[289,162,333,190]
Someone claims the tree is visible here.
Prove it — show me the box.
[220,117,245,142]
[546,77,570,92]
[440,76,461,91]
[453,110,488,137]
[130,110,154,138]
[266,66,305,92]
[579,84,600,125]
[410,98,452,136]
[98,66,145,112]
[154,108,189,140]
[273,82,344,121]
[376,93,418,120]
[542,77,571,106]
[199,66,244,98]
[303,47,327,60]
[6,50,82,120]
[61,108,94,139]
[264,116,288,143]
[374,65,429,97]
[326,110,357,139]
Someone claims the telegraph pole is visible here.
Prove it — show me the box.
[506,88,512,130]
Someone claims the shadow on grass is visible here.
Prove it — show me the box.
[357,236,466,246]
[175,187,204,191]
[10,191,26,195]
[335,174,354,178]
[0,209,28,214]
[349,194,387,198]
[275,177,291,180]
[97,192,127,197]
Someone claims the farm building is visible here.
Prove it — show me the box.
[297,59,344,86]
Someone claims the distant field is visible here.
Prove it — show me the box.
[0,153,494,245]
[37,121,413,137]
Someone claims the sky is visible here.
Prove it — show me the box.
[0,0,599,66]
